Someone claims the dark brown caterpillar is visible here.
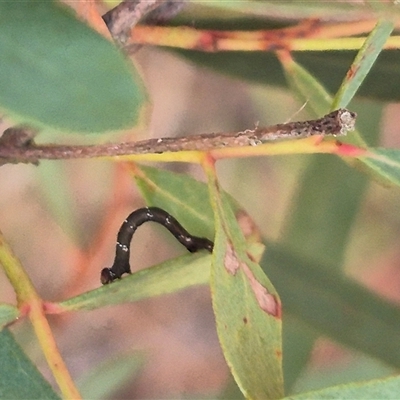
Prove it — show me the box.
[101,207,214,284]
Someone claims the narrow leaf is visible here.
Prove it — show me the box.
[278,56,381,390]
[133,165,261,242]
[134,165,215,238]
[280,54,365,145]
[191,1,375,20]
[279,57,381,266]
[78,353,144,400]
[285,375,400,400]
[281,49,399,190]
[281,55,332,116]
[360,148,400,186]
[263,241,400,369]
[333,19,394,109]
[173,49,400,103]
[58,252,211,312]
[206,167,283,399]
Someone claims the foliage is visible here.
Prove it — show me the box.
[1,1,400,399]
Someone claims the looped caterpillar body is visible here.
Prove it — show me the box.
[101,207,214,284]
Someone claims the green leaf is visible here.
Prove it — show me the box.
[136,163,275,398]
[78,352,144,400]
[0,329,60,399]
[360,148,400,186]
[293,354,394,395]
[297,50,400,102]
[0,304,19,330]
[277,55,382,390]
[280,55,366,145]
[212,230,283,399]
[173,2,398,104]
[0,1,147,133]
[220,379,246,400]
[58,252,211,312]
[281,56,332,114]
[61,165,228,312]
[285,375,400,400]
[172,49,400,103]
[263,242,400,370]
[135,162,282,396]
[206,170,283,399]
[134,165,215,239]
[281,152,369,267]
[278,58,381,267]
[190,1,379,20]
[332,19,394,109]
[282,49,400,189]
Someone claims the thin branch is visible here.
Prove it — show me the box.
[102,0,159,43]
[102,0,186,45]
[0,109,356,165]
[143,1,187,25]
[0,229,82,399]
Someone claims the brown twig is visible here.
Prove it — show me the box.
[102,0,159,43]
[143,0,187,25]
[102,0,186,45]
[0,109,356,166]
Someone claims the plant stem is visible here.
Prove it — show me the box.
[0,230,81,399]
[125,22,400,52]
[0,109,356,165]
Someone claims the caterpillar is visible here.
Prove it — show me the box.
[101,207,214,284]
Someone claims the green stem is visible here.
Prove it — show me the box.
[0,230,81,400]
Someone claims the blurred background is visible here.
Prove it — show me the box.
[2,2,400,399]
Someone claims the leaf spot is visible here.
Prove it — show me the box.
[224,243,240,275]
[236,210,261,241]
[242,263,280,317]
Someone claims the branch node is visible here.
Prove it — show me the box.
[0,126,39,165]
